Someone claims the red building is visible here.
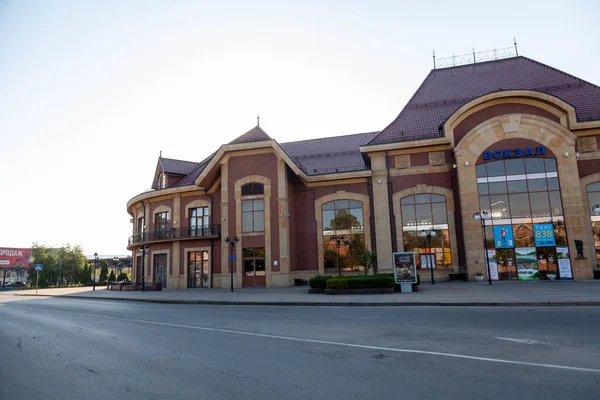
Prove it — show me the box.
[127,55,600,288]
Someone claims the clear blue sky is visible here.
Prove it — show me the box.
[1,0,598,256]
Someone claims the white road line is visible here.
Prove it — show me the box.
[495,337,551,345]
[19,306,600,373]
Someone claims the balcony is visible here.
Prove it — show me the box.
[128,225,221,247]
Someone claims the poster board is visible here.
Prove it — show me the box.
[556,246,573,279]
[419,253,435,269]
[487,249,499,281]
[392,252,417,284]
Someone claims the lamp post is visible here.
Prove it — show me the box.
[593,204,600,215]
[113,256,119,279]
[473,211,493,285]
[93,252,98,290]
[420,229,437,284]
[224,236,240,292]
[140,245,149,292]
[329,235,350,276]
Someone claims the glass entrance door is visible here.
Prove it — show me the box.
[188,251,209,288]
[153,254,167,288]
[536,247,558,280]
[243,248,266,287]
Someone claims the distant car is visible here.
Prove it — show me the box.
[6,281,26,288]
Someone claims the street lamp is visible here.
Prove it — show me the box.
[473,211,493,285]
[140,245,149,292]
[329,235,350,276]
[93,252,98,290]
[593,204,600,215]
[113,256,120,278]
[420,229,437,284]
[224,236,240,292]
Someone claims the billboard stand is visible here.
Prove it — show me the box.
[392,252,418,294]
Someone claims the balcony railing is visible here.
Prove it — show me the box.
[128,225,221,246]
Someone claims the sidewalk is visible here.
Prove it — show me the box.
[3,281,600,306]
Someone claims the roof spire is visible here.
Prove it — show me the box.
[513,36,518,56]
[159,150,162,158]
[257,113,260,127]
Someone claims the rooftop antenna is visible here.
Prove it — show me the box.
[257,113,260,127]
[433,49,436,69]
[514,36,518,56]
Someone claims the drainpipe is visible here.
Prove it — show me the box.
[385,152,397,253]
[367,177,377,273]
[207,189,214,288]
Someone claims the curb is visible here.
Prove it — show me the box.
[14,294,600,307]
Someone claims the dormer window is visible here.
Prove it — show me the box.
[159,173,167,189]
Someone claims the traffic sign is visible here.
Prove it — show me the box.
[34,264,43,271]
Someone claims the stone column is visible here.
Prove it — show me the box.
[370,152,393,271]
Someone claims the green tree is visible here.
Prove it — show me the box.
[108,270,116,282]
[99,261,109,284]
[117,272,129,281]
[28,243,90,288]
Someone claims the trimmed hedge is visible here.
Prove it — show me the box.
[326,275,394,290]
[308,275,328,289]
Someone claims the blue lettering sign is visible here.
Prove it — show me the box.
[514,148,523,157]
[535,146,546,156]
[483,151,492,160]
[493,150,502,159]
[503,150,512,158]
[524,147,534,156]
[483,146,547,161]
[533,224,555,247]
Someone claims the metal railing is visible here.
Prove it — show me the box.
[128,225,221,246]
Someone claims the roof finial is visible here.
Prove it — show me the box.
[159,150,162,158]
[257,113,260,127]
[432,49,436,69]
[513,36,518,56]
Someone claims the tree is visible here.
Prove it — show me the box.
[108,270,116,282]
[99,261,109,284]
[27,243,89,287]
[117,272,129,282]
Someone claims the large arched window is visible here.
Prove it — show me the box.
[322,200,365,273]
[587,182,600,267]
[241,182,265,233]
[400,194,452,268]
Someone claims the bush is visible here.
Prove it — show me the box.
[117,272,129,281]
[308,275,328,289]
[108,271,116,283]
[326,275,394,290]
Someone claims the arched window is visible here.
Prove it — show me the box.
[400,194,452,268]
[587,182,600,266]
[242,183,264,196]
[322,200,365,273]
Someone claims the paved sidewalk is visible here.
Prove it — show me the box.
[2,281,600,306]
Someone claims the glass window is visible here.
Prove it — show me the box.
[242,199,265,233]
[401,205,416,227]
[478,183,489,195]
[431,194,445,203]
[529,192,551,218]
[548,191,563,217]
[401,196,414,205]
[241,183,264,196]
[505,159,525,175]
[507,180,528,193]
[189,207,209,236]
[490,195,510,219]
[415,204,432,225]
[322,200,365,273]
[489,182,507,195]
[414,194,431,204]
[509,193,531,218]
[513,223,534,247]
[588,191,600,214]
[544,158,557,172]
[528,179,547,192]
[479,195,491,212]
[547,178,559,191]
[432,203,448,224]
[525,158,545,174]
[476,164,487,178]
[486,161,505,177]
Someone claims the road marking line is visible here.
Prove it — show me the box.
[18,306,600,373]
[495,337,551,345]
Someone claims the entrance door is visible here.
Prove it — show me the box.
[243,248,266,287]
[188,251,209,288]
[496,249,518,280]
[536,248,557,280]
[154,254,167,288]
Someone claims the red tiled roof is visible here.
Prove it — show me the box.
[159,157,199,175]
[366,56,600,146]
[229,125,272,144]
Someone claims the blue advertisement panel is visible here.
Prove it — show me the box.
[533,223,556,247]
[493,225,514,249]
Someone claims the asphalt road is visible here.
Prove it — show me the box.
[1,297,600,400]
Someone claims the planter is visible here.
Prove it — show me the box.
[325,288,394,295]
[547,273,557,280]
[475,275,484,282]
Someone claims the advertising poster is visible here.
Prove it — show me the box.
[487,249,499,280]
[493,225,514,249]
[533,223,556,247]
[419,253,435,269]
[0,248,31,269]
[515,247,538,280]
[556,246,573,279]
[392,252,417,284]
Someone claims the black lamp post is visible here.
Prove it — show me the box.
[113,256,120,279]
[140,245,149,292]
[330,235,350,276]
[93,252,98,290]
[473,211,493,285]
[420,229,437,284]
[224,236,240,292]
